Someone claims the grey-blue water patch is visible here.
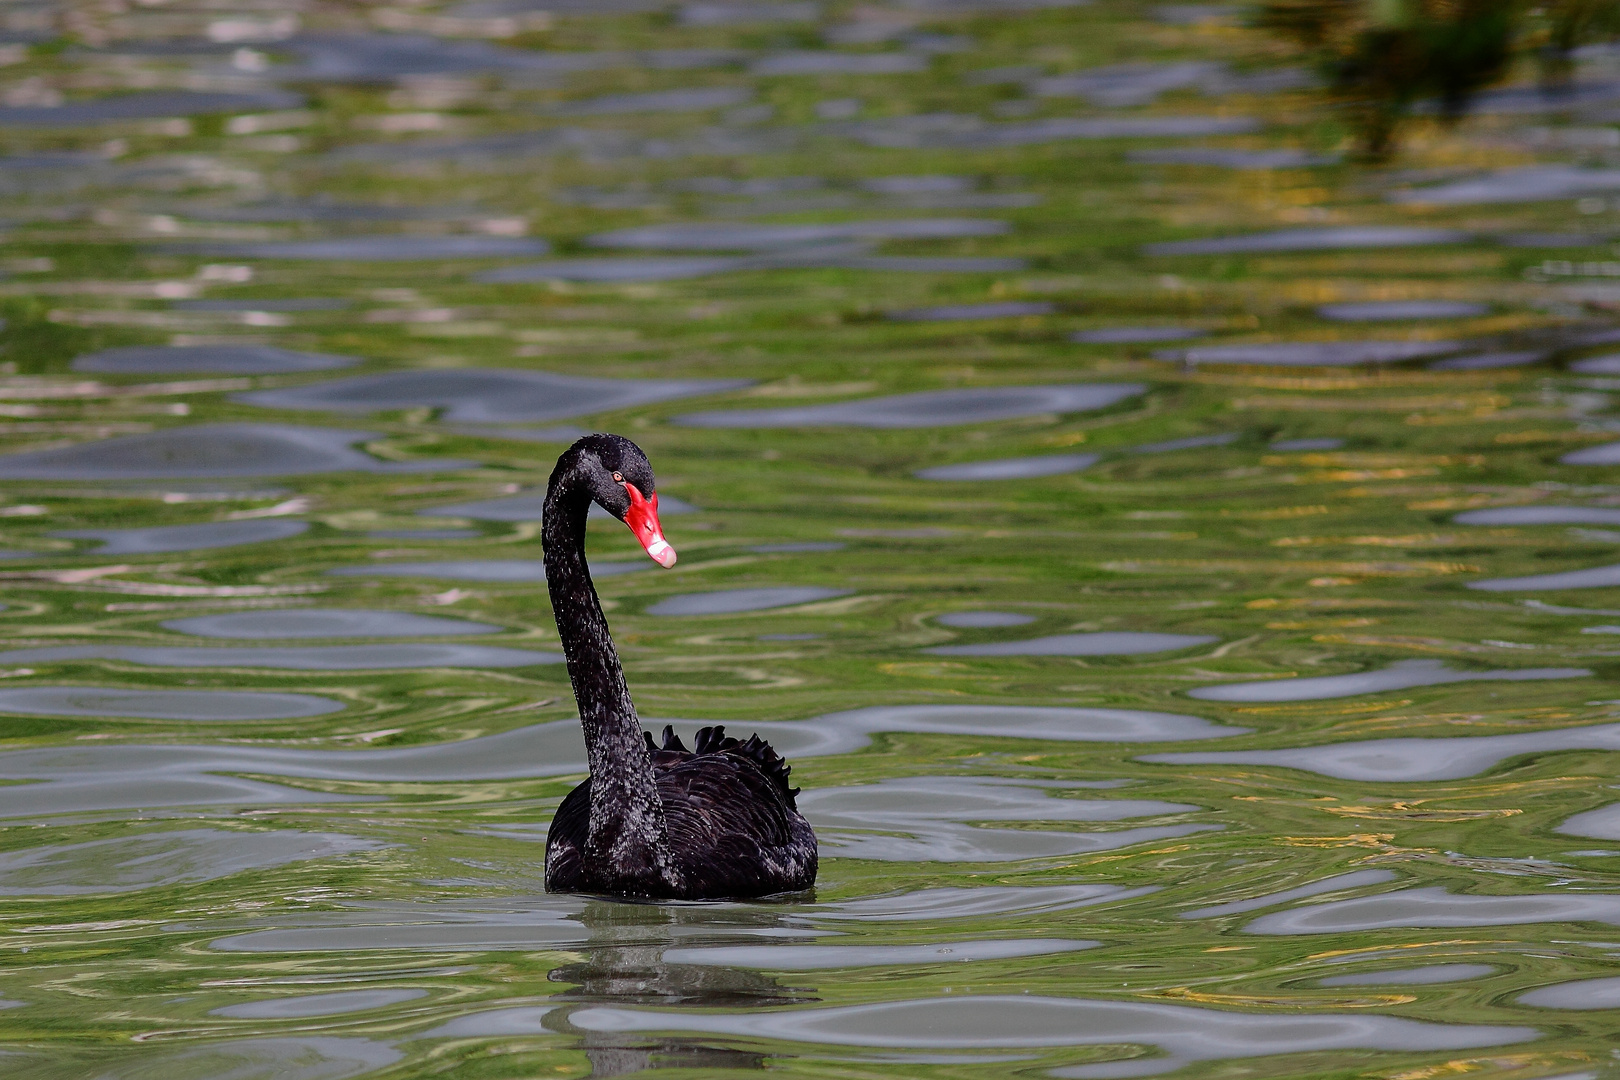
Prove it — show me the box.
[1564,442,1620,465]
[1470,563,1620,590]
[926,632,1216,657]
[1270,437,1344,450]
[0,829,384,895]
[0,644,561,670]
[1128,432,1239,453]
[753,51,927,75]
[888,301,1054,321]
[1429,350,1544,371]
[1519,975,1620,1008]
[682,1,819,23]
[1163,341,1461,366]
[238,368,749,423]
[586,218,1009,251]
[1496,232,1611,247]
[1456,505,1620,526]
[478,255,745,283]
[0,89,303,127]
[1145,226,1470,256]
[1463,79,1620,113]
[1071,326,1203,343]
[1141,721,1620,782]
[1570,353,1620,374]
[0,685,343,721]
[902,0,1091,10]
[815,883,1156,923]
[1316,300,1489,321]
[1244,885,1620,935]
[482,249,1028,280]
[1557,801,1620,841]
[422,491,698,521]
[1187,659,1588,701]
[935,611,1034,628]
[213,988,428,1019]
[1180,869,1397,918]
[0,152,108,171]
[1129,147,1333,168]
[567,995,1532,1074]
[166,201,453,224]
[816,254,1028,272]
[446,425,589,443]
[1032,61,1220,105]
[1320,964,1497,987]
[328,559,646,582]
[797,703,1246,750]
[52,519,309,555]
[415,1005,560,1037]
[859,175,972,193]
[801,774,1213,862]
[167,236,553,261]
[0,424,474,480]
[646,586,852,615]
[553,86,753,114]
[211,896,593,954]
[10,1037,403,1080]
[676,383,1145,428]
[1031,61,1308,108]
[664,939,1098,969]
[845,114,1261,149]
[1389,165,1620,206]
[271,32,742,83]
[916,452,1100,481]
[164,609,505,639]
[72,345,359,375]
[327,121,790,167]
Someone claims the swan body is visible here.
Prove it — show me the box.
[541,434,817,900]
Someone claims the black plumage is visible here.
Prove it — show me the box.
[541,435,817,900]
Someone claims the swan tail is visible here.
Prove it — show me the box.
[691,725,798,809]
[644,726,692,754]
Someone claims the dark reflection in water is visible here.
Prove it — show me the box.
[555,902,806,1077]
[549,900,817,1008]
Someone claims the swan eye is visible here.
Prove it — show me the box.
[612,471,623,482]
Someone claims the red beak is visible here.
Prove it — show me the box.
[622,482,676,568]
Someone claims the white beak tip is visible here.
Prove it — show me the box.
[646,538,676,568]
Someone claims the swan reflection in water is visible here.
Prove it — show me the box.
[550,899,813,1077]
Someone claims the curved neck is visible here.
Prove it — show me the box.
[542,466,673,882]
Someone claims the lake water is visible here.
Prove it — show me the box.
[0,0,1618,1075]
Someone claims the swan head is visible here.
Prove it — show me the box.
[564,433,677,569]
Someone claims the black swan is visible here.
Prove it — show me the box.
[542,434,817,900]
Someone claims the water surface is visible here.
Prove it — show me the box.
[53,519,308,555]
[238,369,749,423]
[164,609,506,638]
[0,424,470,479]
[1,0,1617,1073]
[675,383,1144,427]
[72,346,357,375]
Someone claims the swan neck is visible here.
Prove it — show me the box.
[542,469,672,880]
